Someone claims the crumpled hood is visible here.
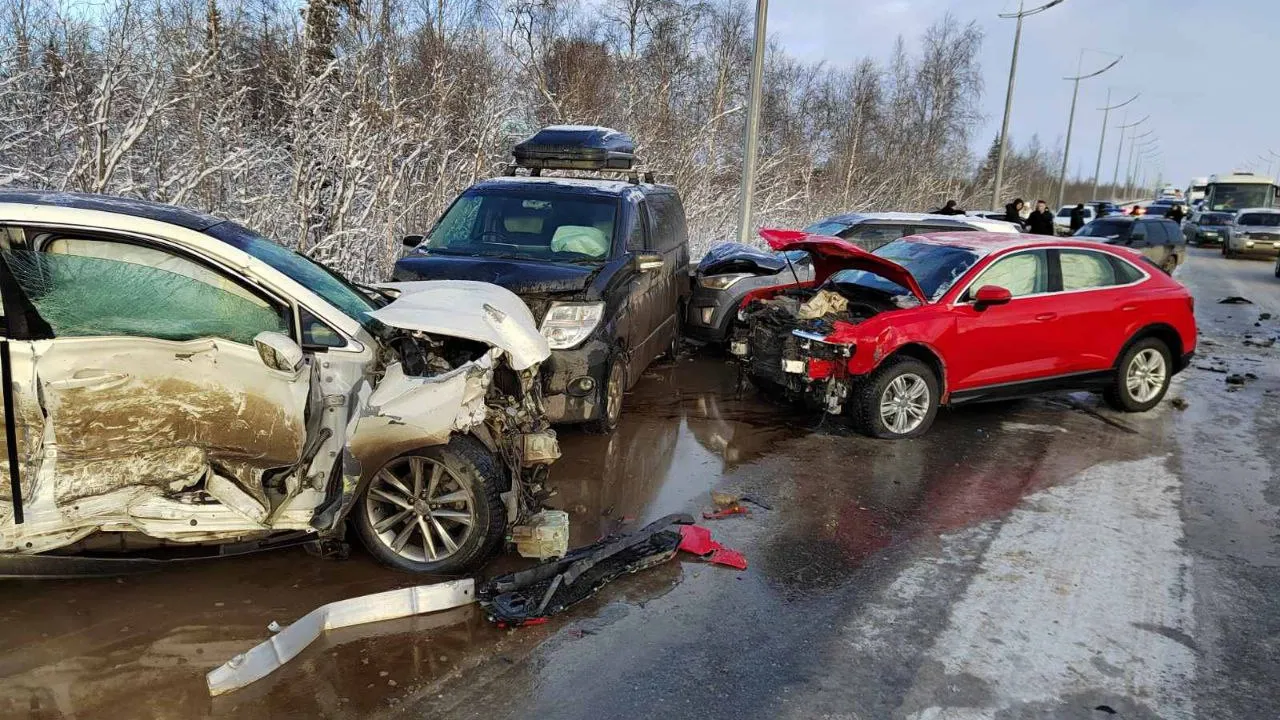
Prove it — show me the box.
[759,228,927,303]
[393,254,596,295]
[370,280,550,371]
[698,241,795,276]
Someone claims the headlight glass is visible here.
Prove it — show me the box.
[540,302,605,350]
[698,273,754,290]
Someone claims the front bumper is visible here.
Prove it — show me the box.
[539,338,611,423]
[1229,236,1280,256]
[685,283,742,344]
[1195,230,1225,245]
[734,322,857,414]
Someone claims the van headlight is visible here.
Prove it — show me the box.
[540,302,604,349]
[699,273,754,290]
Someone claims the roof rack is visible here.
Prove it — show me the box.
[502,165,658,185]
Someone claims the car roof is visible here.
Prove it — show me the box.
[818,211,1017,232]
[904,231,1145,255]
[470,175,671,197]
[1235,207,1280,215]
[0,188,225,231]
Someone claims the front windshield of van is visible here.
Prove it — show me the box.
[422,189,618,264]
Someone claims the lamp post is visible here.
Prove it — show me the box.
[1091,90,1138,201]
[991,0,1067,209]
[1112,115,1148,200]
[1056,50,1122,208]
[1125,129,1155,198]
[1129,139,1157,199]
[735,0,768,244]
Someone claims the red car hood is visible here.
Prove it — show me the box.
[760,228,927,303]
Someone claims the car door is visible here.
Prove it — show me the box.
[1052,248,1148,372]
[621,194,658,380]
[946,249,1069,390]
[648,192,685,356]
[0,226,311,526]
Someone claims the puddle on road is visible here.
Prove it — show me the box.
[0,356,1170,718]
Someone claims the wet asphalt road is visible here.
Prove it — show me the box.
[1,248,1277,719]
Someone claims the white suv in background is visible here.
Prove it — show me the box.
[1053,204,1095,234]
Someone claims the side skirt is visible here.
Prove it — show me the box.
[947,370,1114,406]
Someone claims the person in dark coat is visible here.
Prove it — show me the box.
[1069,203,1087,233]
[932,200,965,215]
[1026,200,1055,235]
[1166,203,1186,224]
[1004,198,1027,228]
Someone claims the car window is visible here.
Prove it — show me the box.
[968,250,1049,298]
[1077,219,1131,239]
[1110,255,1145,284]
[804,219,852,236]
[913,225,976,235]
[5,235,287,346]
[839,224,910,251]
[1149,222,1171,245]
[423,188,618,263]
[1237,213,1280,227]
[1060,250,1121,290]
[626,197,650,252]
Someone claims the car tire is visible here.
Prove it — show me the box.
[353,436,505,574]
[1274,259,1280,278]
[852,356,940,439]
[587,356,625,434]
[1103,337,1172,413]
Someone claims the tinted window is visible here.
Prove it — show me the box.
[1237,213,1280,227]
[645,192,686,253]
[804,219,852,236]
[839,223,911,252]
[1077,219,1132,239]
[1060,250,1120,290]
[830,239,983,301]
[1199,213,1234,225]
[1110,256,1144,284]
[1143,222,1169,245]
[626,198,650,252]
[967,250,1049,298]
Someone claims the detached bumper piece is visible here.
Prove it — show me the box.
[479,513,694,627]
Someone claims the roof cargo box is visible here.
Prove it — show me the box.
[512,126,637,171]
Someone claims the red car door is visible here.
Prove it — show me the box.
[1053,248,1149,372]
[944,249,1071,390]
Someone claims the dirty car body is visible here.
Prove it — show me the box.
[732,230,1197,438]
[0,190,558,574]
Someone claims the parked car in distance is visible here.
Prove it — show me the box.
[1087,201,1124,218]
[1053,204,1096,234]
[395,126,689,433]
[1223,207,1280,259]
[1183,211,1234,246]
[686,213,1017,346]
[0,190,559,575]
[731,230,1196,439]
[1075,216,1187,274]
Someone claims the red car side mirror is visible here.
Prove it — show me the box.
[974,285,1012,308]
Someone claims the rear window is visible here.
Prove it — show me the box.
[1237,213,1280,227]
[1056,208,1073,217]
[1200,213,1233,225]
[804,219,852,236]
[1076,219,1131,239]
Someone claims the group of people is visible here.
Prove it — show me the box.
[1003,198,1059,235]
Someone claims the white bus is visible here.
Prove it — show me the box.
[1186,177,1208,206]
[1203,172,1279,213]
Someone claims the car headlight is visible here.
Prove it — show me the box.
[540,302,604,350]
[699,273,754,290]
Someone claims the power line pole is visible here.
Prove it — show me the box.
[991,0,1066,210]
[1091,90,1138,201]
[1113,116,1149,200]
[1056,50,1121,208]
[735,0,768,244]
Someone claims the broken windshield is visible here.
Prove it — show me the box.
[421,189,617,263]
[828,239,982,302]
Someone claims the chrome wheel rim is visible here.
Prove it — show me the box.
[605,363,623,425]
[364,456,475,563]
[879,373,930,435]
[1126,348,1167,403]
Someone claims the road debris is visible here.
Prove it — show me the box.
[1170,397,1189,411]
[703,505,750,520]
[1244,336,1276,348]
[511,510,570,559]
[206,579,475,696]
[1261,312,1273,321]
[1218,296,1253,304]
[479,514,693,627]
[677,525,748,570]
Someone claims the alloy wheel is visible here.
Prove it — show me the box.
[879,373,931,435]
[1126,348,1167,404]
[605,362,624,425]
[363,455,476,563]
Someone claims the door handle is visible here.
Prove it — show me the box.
[1035,312,1057,322]
[46,370,130,391]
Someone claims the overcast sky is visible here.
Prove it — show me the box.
[769,0,1278,190]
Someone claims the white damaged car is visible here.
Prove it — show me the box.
[0,190,559,574]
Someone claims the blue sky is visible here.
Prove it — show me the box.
[769,0,1280,188]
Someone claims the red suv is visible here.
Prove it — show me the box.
[731,230,1197,438]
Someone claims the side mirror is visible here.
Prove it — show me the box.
[402,234,425,249]
[253,331,305,374]
[973,285,1012,308]
[636,252,664,272]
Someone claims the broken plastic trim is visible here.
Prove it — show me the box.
[480,514,694,626]
[206,578,475,696]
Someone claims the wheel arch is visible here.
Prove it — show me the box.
[883,342,947,396]
[1117,323,1185,372]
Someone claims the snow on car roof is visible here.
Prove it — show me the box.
[817,211,1018,232]
[0,188,224,230]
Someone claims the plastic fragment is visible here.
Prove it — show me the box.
[677,525,748,570]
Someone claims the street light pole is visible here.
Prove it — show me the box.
[1091,90,1138,201]
[1125,129,1154,199]
[735,0,768,244]
[1129,138,1157,199]
[1056,50,1121,208]
[1112,114,1148,200]
[991,0,1066,210]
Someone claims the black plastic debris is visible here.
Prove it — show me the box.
[1170,397,1189,411]
[479,514,693,627]
[1261,312,1273,321]
[1244,337,1276,347]
[1094,706,1117,715]
[1218,296,1253,304]
[1226,374,1248,386]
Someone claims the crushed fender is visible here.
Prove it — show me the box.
[479,514,693,627]
[678,525,748,570]
[206,578,474,696]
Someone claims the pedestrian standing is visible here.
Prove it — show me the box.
[1166,203,1186,224]
[932,200,966,216]
[1027,200,1055,235]
[1069,203,1087,233]
[1004,198,1027,229]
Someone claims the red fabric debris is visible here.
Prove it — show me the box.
[678,525,747,569]
[702,505,749,520]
